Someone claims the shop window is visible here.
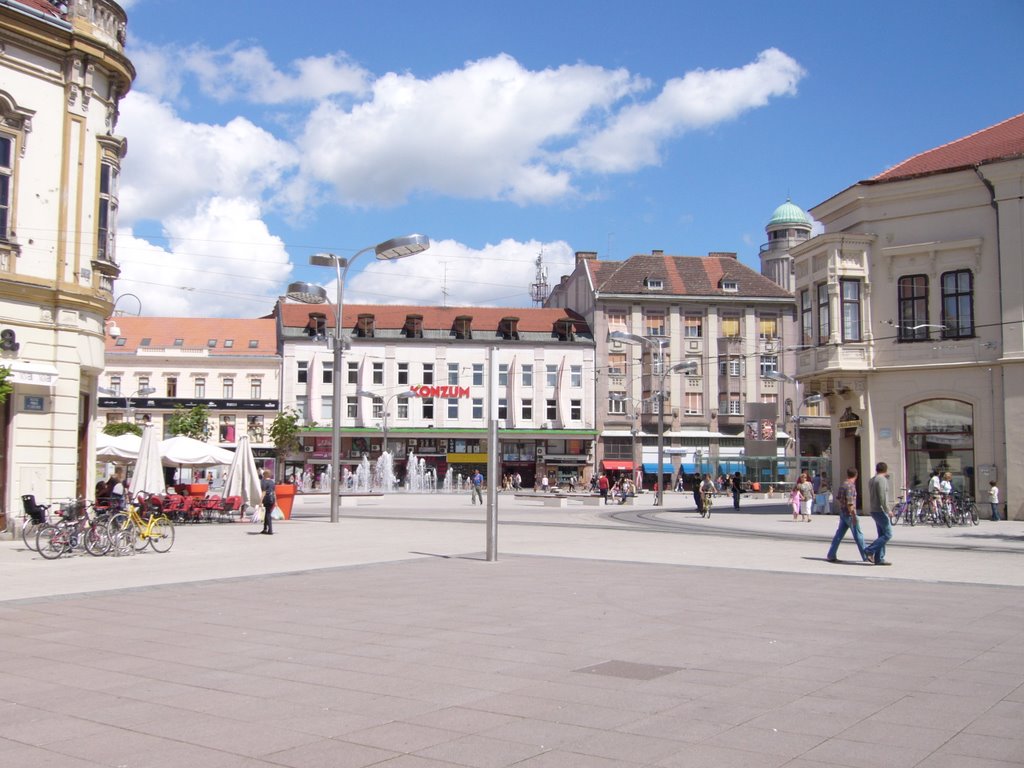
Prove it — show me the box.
[905,399,974,496]
[219,416,236,442]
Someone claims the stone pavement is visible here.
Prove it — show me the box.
[0,493,1022,767]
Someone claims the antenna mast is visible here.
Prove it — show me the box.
[529,250,549,306]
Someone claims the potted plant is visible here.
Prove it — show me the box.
[268,408,308,519]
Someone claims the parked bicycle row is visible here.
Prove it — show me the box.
[20,494,175,559]
[890,489,980,527]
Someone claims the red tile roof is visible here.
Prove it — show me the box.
[871,112,1024,183]
[10,0,64,18]
[105,318,277,355]
[279,303,590,334]
[587,253,792,299]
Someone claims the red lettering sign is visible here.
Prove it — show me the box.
[409,385,471,398]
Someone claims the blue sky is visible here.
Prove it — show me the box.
[112,0,1024,318]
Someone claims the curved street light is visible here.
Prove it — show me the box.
[767,371,822,479]
[356,388,415,455]
[287,234,430,523]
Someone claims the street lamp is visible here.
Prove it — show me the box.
[356,389,415,454]
[767,371,822,479]
[609,331,696,506]
[287,234,430,523]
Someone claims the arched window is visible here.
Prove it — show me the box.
[904,399,974,495]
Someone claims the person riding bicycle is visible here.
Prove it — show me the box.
[698,474,716,511]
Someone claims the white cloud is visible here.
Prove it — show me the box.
[297,54,645,206]
[118,92,298,224]
[564,49,805,173]
[129,42,369,104]
[115,197,293,317]
[341,238,577,307]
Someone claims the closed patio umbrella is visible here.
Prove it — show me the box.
[129,424,166,496]
[222,434,263,511]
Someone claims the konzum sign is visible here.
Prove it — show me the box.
[409,385,471,398]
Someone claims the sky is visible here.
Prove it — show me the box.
[110,0,1024,319]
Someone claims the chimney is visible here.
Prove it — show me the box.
[575,250,597,264]
[651,249,664,256]
[708,251,738,259]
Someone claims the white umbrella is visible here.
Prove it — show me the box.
[96,432,141,462]
[129,424,166,496]
[222,434,262,510]
[159,435,235,468]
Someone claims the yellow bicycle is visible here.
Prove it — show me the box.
[108,500,175,553]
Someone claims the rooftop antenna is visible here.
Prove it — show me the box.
[529,249,549,306]
[441,262,450,308]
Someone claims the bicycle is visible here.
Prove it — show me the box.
[20,494,50,551]
[36,500,109,559]
[108,496,175,553]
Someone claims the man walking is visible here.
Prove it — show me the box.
[826,467,865,562]
[471,469,483,504]
[598,473,610,504]
[863,462,893,565]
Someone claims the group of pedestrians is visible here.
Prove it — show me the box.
[826,463,893,565]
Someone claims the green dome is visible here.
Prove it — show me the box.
[767,200,812,229]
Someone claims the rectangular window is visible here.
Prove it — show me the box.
[720,316,740,338]
[422,397,434,420]
[371,397,383,419]
[898,275,930,341]
[397,396,409,419]
[759,355,778,377]
[606,310,627,333]
[320,395,333,421]
[347,361,358,384]
[840,279,861,341]
[759,316,778,339]
[219,415,236,442]
[346,396,357,418]
[608,353,626,376]
[321,361,332,384]
[719,358,743,377]
[397,362,409,385]
[801,289,813,346]
[448,363,459,385]
[166,377,177,398]
[645,311,666,337]
[570,399,582,420]
[497,398,507,420]
[570,365,582,387]
[296,395,308,420]
[0,135,11,240]
[297,360,308,383]
[447,398,459,419]
[472,398,483,419]
[247,415,264,442]
[684,392,703,415]
[138,376,150,393]
[521,399,533,420]
[423,363,434,385]
[719,394,742,416]
[372,362,383,385]
[607,395,626,415]
[817,283,830,344]
[250,379,261,399]
[194,378,205,398]
[472,363,483,386]
[498,364,508,386]
[546,399,557,420]
[223,379,234,398]
[96,161,118,263]
[546,365,557,387]
[108,376,122,396]
[521,364,533,387]
[760,393,778,408]
[684,315,703,338]
[941,270,974,339]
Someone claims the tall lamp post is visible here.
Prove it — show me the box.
[609,331,696,506]
[287,234,430,523]
[356,389,415,454]
[608,393,652,483]
[767,371,822,480]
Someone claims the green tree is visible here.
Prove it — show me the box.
[0,367,12,406]
[102,421,142,437]
[165,403,212,441]
[268,408,308,480]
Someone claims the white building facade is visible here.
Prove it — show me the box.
[790,113,1024,518]
[0,0,134,526]
[277,302,596,489]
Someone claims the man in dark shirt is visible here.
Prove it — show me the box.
[826,468,866,563]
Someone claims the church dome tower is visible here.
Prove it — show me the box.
[760,199,812,291]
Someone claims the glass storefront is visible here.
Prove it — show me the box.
[905,399,974,495]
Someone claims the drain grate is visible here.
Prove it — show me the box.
[574,660,682,680]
